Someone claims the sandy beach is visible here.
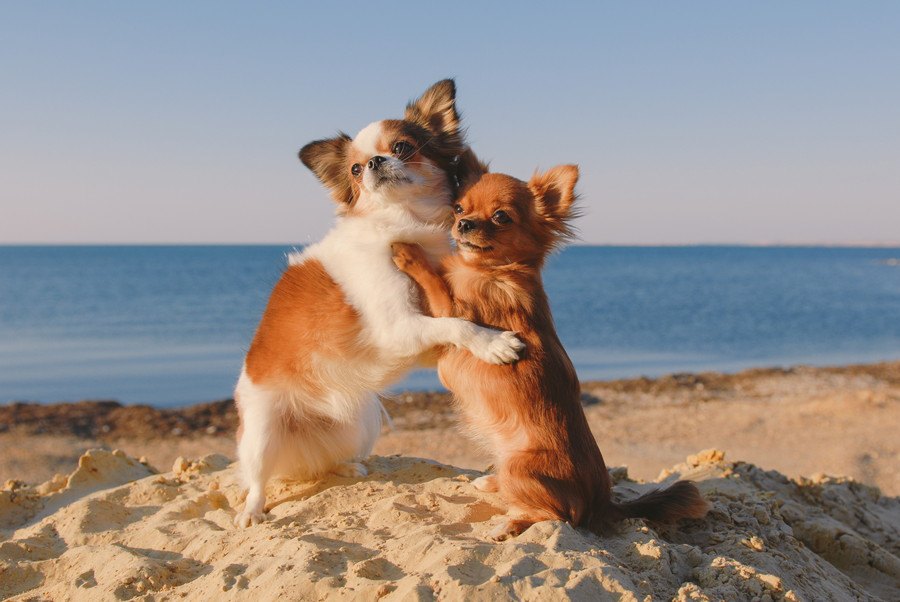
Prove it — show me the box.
[1,362,899,599]
[1,449,898,600]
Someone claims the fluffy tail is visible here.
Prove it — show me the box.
[606,480,709,525]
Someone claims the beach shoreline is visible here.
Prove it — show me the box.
[2,361,898,496]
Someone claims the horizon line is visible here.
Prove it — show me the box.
[2,241,900,249]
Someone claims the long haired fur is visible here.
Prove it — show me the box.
[233,80,523,528]
[392,167,709,539]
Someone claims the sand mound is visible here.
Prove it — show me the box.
[1,449,898,601]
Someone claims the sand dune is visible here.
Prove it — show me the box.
[1,449,898,600]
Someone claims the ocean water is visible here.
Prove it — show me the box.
[1,245,898,407]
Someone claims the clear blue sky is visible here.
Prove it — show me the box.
[2,2,899,245]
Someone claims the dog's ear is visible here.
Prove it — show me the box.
[528,164,580,239]
[299,133,355,205]
[455,146,489,196]
[405,79,460,138]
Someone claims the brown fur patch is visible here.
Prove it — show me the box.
[244,259,365,395]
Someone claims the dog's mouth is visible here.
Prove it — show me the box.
[457,239,493,252]
[372,171,413,189]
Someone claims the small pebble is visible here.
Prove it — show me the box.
[172,456,189,474]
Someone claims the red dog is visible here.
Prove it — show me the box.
[392,166,709,539]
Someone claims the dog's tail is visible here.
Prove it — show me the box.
[594,480,709,531]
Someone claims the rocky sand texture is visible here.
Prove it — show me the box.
[1,449,898,601]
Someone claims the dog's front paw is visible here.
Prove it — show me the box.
[391,242,428,273]
[233,509,268,528]
[471,330,525,365]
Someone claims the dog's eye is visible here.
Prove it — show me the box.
[392,141,413,157]
[350,163,362,177]
[453,203,465,214]
[492,210,512,224]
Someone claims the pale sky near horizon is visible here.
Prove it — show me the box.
[2,3,899,245]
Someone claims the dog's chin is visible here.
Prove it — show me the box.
[368,174,455,227]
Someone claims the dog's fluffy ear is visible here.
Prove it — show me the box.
[405,79,460,139]
[528,164,580,239]
[299,133,354,205]
[455,146,489,195]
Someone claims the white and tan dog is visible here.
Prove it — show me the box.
[233,80,523,527]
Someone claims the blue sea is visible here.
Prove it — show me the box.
[1,245,898,407]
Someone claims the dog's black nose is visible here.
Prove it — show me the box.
[367,156,387,170]
[457,219,477,234]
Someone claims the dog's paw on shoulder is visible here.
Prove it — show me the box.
[391,242,427,272]
[473,330,525,365]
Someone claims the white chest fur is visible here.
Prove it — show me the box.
[289,211,451,359]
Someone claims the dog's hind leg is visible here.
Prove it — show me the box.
[488,517,536,541]
[473,474,499,492]
[331,461,368,478]
[329,393,384,478]
[234,378,281,527]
